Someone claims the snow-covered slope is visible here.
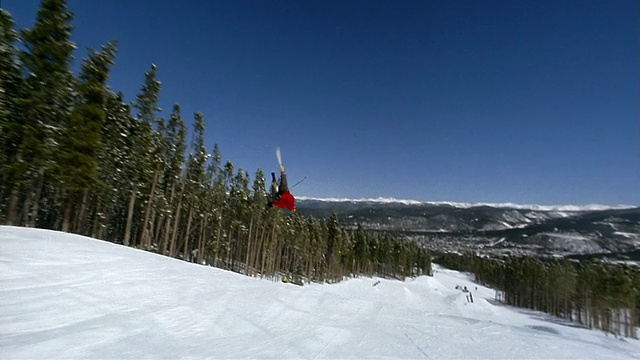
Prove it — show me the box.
[1,226,639,359]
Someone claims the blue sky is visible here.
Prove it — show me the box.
[5,0,639,206]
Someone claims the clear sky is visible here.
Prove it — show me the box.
[4,0,639,206]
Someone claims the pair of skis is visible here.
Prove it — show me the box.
[274,147,306,188]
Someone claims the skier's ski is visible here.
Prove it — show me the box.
[276,147,284,173]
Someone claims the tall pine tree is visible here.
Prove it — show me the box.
[56,41,117,232]
[0,10,24,223]
[11,0,75,227]
[123,64,161,246]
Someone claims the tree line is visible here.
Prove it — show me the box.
[435,252,640,338]
[0,0,431,284]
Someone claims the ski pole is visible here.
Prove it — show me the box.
[291,176,307,188]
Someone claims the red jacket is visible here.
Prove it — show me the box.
[273,190,296,211]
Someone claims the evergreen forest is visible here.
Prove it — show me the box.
[436,252,640,338]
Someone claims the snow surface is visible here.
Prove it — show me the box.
[614,231,638,239]
[2,226,639,359]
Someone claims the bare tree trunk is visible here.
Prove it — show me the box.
[267,225,279,279]
[169,183,185,257]
[159,182,177,255]
[228,224,235,270]
[214,215,223,268]
[74,189,89,234]
[91,198,105,239]
[21,188,32,226]
[201,217,208,264]
[181,204,194,260]
[140,167,160,248]
[231,225,243,272]
[160,214,171,255]
[22,171,42,227]
[251,222,267,277]
[5,147,24,226]
[61,191,76,233]
[195,216,204,264]
[631,309,637,339]
[6,186,21,226]
[154,211,163,241]
[245,215,255,275]
[50,187,62,230]
[123,185,137,246]
[260,223,276,279]
[149,208,158,246]
[305,245,313,281]
[153,209,163,246]
[273,233,283,280]
[26,168,46,227]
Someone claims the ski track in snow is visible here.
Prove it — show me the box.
[1,226,640,359]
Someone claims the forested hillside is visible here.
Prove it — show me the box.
[0,0,430,284]
[297,199,640,257]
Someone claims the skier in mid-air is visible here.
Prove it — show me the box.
[267,164,296,212]
[266,148,296,211]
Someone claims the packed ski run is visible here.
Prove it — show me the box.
[1,226,639,359]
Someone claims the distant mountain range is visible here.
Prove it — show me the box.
[297,196,635,212]
[295,197,640,258]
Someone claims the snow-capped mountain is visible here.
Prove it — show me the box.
[296,197,640,257]
[297,196,634,212]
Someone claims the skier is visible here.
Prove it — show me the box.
[267,164,296,212]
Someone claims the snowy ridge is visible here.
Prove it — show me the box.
[297,196,636,212]
[1,226,639,359]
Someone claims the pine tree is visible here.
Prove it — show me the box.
[56,41,117,232]
[227,167,250,271]
[157,104,186,255]
[208,144,227,266]
[0,9,24,223]
[136,64,165,249]
[123,64,161,246]
[325,213,342,281]
[176,112,207,259]
[609,265,633,337]
[353,224,368,274]
[245,168,267,275]
[95,91,136,240]
[8,0,75,226]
